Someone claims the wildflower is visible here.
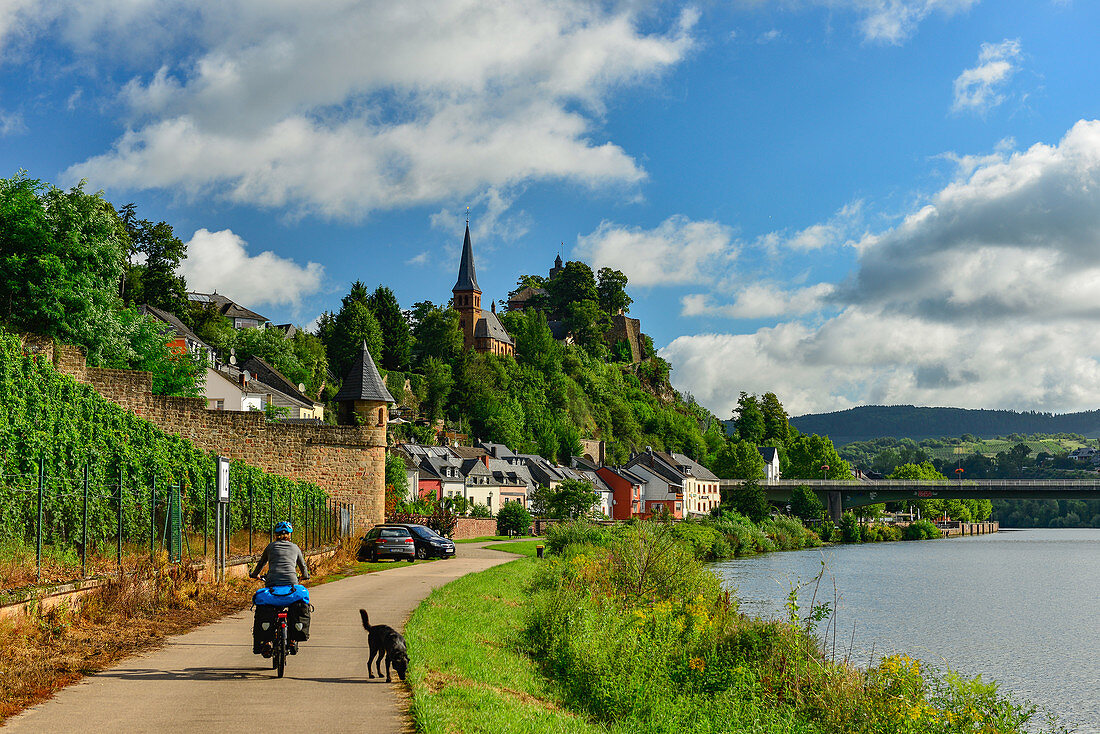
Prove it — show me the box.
[689,657,706,671]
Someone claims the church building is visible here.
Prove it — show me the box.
[452,224,515,357]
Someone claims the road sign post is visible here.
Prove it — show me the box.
[215,456,231,580]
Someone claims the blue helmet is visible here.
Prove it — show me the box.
[274,521,293,535]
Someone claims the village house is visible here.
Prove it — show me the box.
[187,291,269,330]
[758,446,782,482]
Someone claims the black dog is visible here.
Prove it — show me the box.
[359,609,408,682]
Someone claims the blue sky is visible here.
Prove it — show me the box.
[3,0,1100,418]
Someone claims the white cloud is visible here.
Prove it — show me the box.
[180,228,324,309]
[405,251,431,267]
[952,39,1022,114]
[665,120,1100,416]
[757,29,782,43]
[430,187,530,249]
[663,311,1100,418]
[735,0,978,44]
[0,109,24,135]
[682,282,835,319]
[43,1,697,219]
[575,215,737,287]
[757,200,863,252]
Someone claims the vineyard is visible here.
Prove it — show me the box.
[0,331,338,593]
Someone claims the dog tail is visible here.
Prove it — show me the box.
[359,609,370,630]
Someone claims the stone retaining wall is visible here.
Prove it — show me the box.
[25,335,386,532]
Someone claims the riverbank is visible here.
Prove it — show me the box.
[406,521,1063,734]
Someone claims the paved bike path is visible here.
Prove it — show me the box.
[4,543,517,733]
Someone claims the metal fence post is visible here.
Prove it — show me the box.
[150,475,156,561]
[36,457,44,583]
[289,486,295,542]
[249,478,254,556]
[204,483,209,558]
[269,484,274,543]
[82,463,89,579]
[117,466,124,573]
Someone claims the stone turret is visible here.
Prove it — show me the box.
[334,341,394,430]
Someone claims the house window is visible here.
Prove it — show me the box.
[377,407,385,426]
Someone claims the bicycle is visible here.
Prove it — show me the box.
[254,575,304,678]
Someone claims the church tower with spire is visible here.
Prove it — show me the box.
[451,223,514,356]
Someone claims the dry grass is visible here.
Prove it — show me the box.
[0,536,361,723]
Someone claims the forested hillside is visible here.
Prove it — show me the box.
[790,405,1100,445]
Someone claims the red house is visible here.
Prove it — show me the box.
[596,466,647,520]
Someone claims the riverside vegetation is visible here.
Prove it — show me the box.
[406,520,1067,734]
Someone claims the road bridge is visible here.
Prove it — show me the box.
[719,478,1100,522]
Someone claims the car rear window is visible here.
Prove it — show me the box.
[380,528,410,538]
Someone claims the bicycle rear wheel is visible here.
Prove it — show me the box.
[276,624,286,678]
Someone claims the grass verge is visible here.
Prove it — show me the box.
[405,558,603,734]
[488,540,543,557]
[455,535,516,543]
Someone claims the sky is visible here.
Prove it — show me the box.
[2,0,1100,419]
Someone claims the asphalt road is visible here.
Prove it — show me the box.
[4,543,516,734]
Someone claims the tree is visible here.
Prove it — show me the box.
[790,485,824,522]
[385,452,410,504]
[496,501,532,536]
[725,478,770,523]
[119,208,188,318]
[422,358,454,421]
[329,298,383,378]
[0,174,127,365]
[410,301,462,367]
[547,261,598,318]
[711,440,766,480]
[368,285,411,371]
[597,267,632,315]
[760,392,791,446]
[528,484,552,516]
[547,478,600,519]
[733,392,765,445]
[564,298,610,352]
[784,433,852,480]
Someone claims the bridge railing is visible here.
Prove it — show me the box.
[757,478,1100,488]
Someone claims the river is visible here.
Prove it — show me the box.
[711,528,1100,732]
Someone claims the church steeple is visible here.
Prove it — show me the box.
[452,224,480,294]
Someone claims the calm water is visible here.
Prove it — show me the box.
[712,529,1100,732]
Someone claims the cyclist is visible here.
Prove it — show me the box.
[250,521,310,656]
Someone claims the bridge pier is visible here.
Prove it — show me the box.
[828,491,842,524]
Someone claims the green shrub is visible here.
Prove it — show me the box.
[545,518,610,555]
[760,515,822,551]
[839,512,862,543]
[496,501,532,536]
[903,519,942,540]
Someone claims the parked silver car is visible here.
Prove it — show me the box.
[358,525,416,562]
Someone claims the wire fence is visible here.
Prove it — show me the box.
[0,455,355,593]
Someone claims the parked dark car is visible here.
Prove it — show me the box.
[394,523,456,559]
[358,525,416,562]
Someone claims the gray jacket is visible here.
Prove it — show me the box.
[251,539,310,587]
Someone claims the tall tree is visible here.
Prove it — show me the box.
[596,267,632,315]
[120,209,188,318]
[410,301,462,367]
[733,392,765,445]
[0,174,126,364]
[760,392,791,446]
[367,285,411,371]
[711,439,766,480]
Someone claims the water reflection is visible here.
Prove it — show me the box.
[711,529,1100,733]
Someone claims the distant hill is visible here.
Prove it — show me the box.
[788,405,1100,446]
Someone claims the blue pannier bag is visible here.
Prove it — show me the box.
[253,584,310,607]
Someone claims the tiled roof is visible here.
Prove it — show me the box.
[452,224,480,293]
[334,341,394,403]
[187,292,268,323]
[139,304,210,351]
[474,310,514,345]
[757,446,779,462]
[242,355,313,405]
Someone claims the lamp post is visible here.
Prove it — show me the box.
[821,464,830,481]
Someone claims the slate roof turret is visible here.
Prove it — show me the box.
[452,224,480,293]
[334,341,395,403]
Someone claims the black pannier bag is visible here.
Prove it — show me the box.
[254,605,279,641]
[289,600,312,641]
